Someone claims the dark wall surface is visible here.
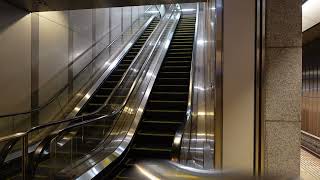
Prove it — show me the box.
[302,38,320,137]
[6,0,205,12]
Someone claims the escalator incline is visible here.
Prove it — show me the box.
[112,17,196,180]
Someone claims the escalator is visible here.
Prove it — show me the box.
[110,16,196,179]
[4,18,160,180]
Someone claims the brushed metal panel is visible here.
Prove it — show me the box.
[0,2,31,116]
[38,13,69,106]
[223,0,255,173]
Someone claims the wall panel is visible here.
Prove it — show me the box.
[123,7,132,31]
[0,2,31,114]
[132,6,139,22]
[110,7,122,41]
[70,9,93,77]
[38,13,69,105]
[223,0,255,172]
[95,8,110,56]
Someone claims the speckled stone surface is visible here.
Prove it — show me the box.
[265,47,302,121]
[264,0,302,176]
[265,121,301,176]
[266,0,302,47]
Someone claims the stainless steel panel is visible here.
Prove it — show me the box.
[254,0,265,175]
[173,2,215,170]
[223,0,255,171]
[214,0,223,169]
[110,7,122,41]
[0,2,31,116]
[31,13,40,127]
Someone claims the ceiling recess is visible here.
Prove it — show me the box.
[6,0,205,12]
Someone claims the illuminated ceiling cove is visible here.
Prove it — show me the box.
[303,0,320,32]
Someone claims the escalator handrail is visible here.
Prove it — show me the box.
[0,14,158,168]
[171,3,199,162]
[0,5,159,119]
[29,10,176,177]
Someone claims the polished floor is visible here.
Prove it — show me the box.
[301,149,320,180]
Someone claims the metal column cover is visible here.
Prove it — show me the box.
[222,0,256,173]
[31,13,39,126]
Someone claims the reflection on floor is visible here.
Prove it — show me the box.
[301,148,320,180]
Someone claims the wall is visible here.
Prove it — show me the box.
[302,38,320,137]
[264,0,301,177]
[301,32,320,156]
[0,2,32,135]
[0,2,31,115]
[0,1,149,119]
[222,0,255,173]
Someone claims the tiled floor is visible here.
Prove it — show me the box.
[301,148,320,180]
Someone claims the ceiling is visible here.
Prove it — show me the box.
[302,0,320,45]
[302,0,320,32]
[5,0,204,12]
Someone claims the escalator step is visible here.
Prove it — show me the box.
[150,92,188,101]
[134,132,174,147]
[168,48,193,52]
[153,84,189,92]
[106,17,196,180]
[158,72,190,78]
[103,81,119,87]
[166,56,191,59]
[91,95,108,104]
[164,61,191,66]
[157,78,189,85]
[147,100,187,111]
[160,66,190,72]
[108,75,123,81]
[143,109,186,121]
[112,69,127,75]
[124,17,195,163]
[98,87,113,94]
[140,120,182,134]
[131,145,171,159]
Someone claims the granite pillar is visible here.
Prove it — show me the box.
[264,0,302,177]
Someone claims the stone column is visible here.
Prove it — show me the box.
[264,0,302,177]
